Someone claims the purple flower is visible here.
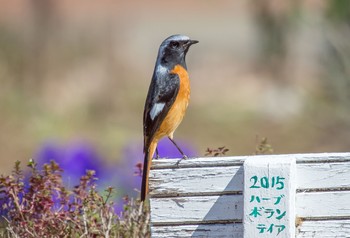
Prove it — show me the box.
[30,138,197,215]
[0,195,8,217]
[35,141,109,188]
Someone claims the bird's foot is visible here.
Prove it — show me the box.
[175,155,188,166]
[154,155,160,160]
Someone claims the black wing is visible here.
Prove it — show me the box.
[143,73,180,152]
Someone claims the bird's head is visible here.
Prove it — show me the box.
[157,34,198,69]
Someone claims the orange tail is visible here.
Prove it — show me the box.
[141,141,157,201]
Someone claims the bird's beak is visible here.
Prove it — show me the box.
[184,39,198,54]
[184,40,199,48]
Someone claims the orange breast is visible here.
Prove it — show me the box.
[154,65,191,141]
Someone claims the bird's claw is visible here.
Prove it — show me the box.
[175,155,188,166]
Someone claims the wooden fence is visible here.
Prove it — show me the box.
[148,153,350,237]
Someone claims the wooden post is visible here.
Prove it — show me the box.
[243,157,296,238]
[149,153,350,237]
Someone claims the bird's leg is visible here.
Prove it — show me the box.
[168,137,188,166]
[155,148,160,159]
[168,137,187,158]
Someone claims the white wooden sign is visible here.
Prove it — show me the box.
[148,153,350,237]
[243,157,296,237]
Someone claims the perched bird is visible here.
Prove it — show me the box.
[141,34,198,201]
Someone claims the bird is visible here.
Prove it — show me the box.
[141,34,198,201]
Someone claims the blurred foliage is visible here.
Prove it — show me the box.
[205,146,229,157]
[255,136,274,155]
[0,161,150,237]
[327,0,350,22]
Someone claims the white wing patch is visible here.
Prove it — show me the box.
[157,65,168,75]
[150,102,165,120]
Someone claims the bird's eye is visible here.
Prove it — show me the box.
[170,41,180,49]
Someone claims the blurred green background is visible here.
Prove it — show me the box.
[1,0,350,174]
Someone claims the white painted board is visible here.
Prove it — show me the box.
[151,220,350,238]
[150,156,350,196]
[243,157,296,238]
[149,153,350,237]
[150,191,350,224]
[151,223,244,238]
